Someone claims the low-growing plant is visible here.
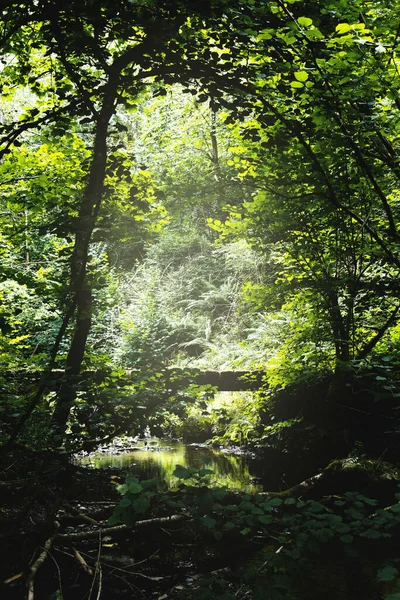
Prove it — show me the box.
[108,469,400,599]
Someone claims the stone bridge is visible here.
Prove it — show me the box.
[11,368,267,392]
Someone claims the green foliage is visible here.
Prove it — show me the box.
[193,577,236,600]
[2,0,400,460]
[107,475,155,526]
[210,391,261,446]
[113,231,270,371]
[109,468,400,598]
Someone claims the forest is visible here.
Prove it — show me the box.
[1,0,400,598]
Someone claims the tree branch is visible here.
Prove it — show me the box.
[356,304,400,360]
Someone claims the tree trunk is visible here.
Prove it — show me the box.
[325,289,350,366]
[50,73,119,444]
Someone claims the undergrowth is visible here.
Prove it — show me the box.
[108,464,400,600]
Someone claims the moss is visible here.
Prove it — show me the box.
[312,458,400,503]
[325,458,400,480]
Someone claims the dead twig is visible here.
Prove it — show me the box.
[73,547,93,575]
[55,514,187,542]
[88,530,102,600]
[27,537,54,600]
[64,504,99,525]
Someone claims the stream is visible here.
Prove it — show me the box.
[80,438,266,492]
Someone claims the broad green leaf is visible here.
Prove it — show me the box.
[119,498,132,507]
[106,514,121,526]
[128,481,143,494]
[121,510,137,527]
[132,495,150,515]
[270,498,283,507]
[294,71,309,82]
[173,464,190,479]
[377,565,399,582]
[284,497,297,505]
[360,529,381,539]
[202,516,217,529]
[298,17,313,27]
[336,23,352,34]
[258,515,273,524]
[198,468,214,477]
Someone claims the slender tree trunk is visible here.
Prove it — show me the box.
[325,290,350,365]
[50,73,119,444]
[210,106,219,166]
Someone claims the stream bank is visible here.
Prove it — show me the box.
[2,437,400,600]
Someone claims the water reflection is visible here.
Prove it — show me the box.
[81,440,261,492]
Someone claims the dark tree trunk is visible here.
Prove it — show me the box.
[50,73,119,444]
[326,290,351,366]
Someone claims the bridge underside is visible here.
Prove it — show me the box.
[164,369,266,391]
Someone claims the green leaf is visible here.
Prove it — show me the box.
[298,17,313,27]
[121,510,137,527]
[336,23,352,34]
[173,464,191,480]
[212,488,228,500]
[347,508,364,520]
[377,565,399,582]
[128,481,143,494]
[284,497,297,505]
[307,502,325,513]
[270,498,283,507]
[198,468,214,477]
[132,495,150,515]
[294,71,309,82]
[202,516,217,529]
[106,513,121,526]
[240,500,257,512]
[258,515,274,525]
[360,529,381,539]
[119,498,132,508]
[290,81,304,89]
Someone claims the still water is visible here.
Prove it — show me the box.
[81,439,263,492]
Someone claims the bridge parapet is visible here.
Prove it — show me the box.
[6,368,267,392]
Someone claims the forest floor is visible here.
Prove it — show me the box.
[1,438,400,600]
[0,448,255,600]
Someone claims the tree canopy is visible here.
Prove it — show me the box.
[0,0,399,446]
[2,2,400,599]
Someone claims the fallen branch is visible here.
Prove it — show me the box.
[64,504,99,525]
[55,514,187,542]
[27,537,54,600]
